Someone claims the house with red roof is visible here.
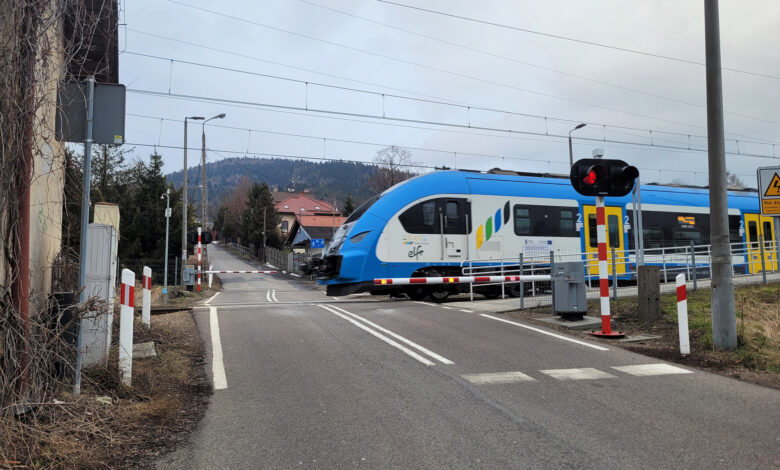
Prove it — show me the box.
[274,191,341,236]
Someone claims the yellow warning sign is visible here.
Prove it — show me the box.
[765,173,780,197]
[762,199,780,215]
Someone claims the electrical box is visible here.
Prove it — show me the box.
[183,265,196,290]
[552,262,587,319]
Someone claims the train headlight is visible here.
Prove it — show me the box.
[350,231,370,244]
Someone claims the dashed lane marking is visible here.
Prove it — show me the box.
[459,309,473,313]
[539,368,616,381]
[611,363,693,376]
[462,372,536,385]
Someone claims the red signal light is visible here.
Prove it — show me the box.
[583,169,597,185]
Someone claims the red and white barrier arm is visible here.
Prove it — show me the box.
[374,274,551,286]
[204,270,277,274]
[676,273,690,355]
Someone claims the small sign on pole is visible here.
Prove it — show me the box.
[757,167,780,216]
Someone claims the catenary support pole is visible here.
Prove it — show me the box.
[182,120,188,289]
[704,0,737,350]
[74,75,96,395]
[142,266,151,326]
[163,188,170,302]
[119,269,135,386]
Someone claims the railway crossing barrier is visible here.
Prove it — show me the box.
[373,274,552,286]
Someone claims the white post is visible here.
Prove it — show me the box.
[197,227,202,292]
[676,273,690,356]
[208,264,214,288]
[119,269,135,386]
[142,266,152,327]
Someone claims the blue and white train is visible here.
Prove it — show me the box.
[317,169,776,299]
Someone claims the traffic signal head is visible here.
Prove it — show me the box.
[570,158,639,197]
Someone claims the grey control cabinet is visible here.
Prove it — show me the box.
[551,262,587,317]
[183,265,196,289]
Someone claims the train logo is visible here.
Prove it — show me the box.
[476,201,510,249]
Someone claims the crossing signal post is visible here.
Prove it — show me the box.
[571,150,639,338]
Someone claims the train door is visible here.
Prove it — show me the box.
[583,205,626,276]
[744,213,778,273]
[439,199,469,258]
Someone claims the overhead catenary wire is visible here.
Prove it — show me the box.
[377,0,780,81]
[127,87,780,162]
[298,0,780,126]
[126,112,756,185]
[124,50,780,147]
[152,4,742,135]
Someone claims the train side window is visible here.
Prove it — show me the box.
[514,206,531,235]
[588,214,597,247]
[399,199,438,234]
[560,209,576,236]
[643,227,664,249]
[748,221,758,248]
[763,221,773,243]
[441,199,468,234]
[608,214,619,247]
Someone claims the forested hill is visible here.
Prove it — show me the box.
[165,157,378,206]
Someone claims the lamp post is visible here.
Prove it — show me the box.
[202,113,226,230]
[161,188,171,303]
[182,116,204,289]
[568,123,587,168]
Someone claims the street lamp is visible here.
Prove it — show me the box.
[568,123,587,168]
[182,115,204,289]
[161,188,171,302]
[202,113,226,230]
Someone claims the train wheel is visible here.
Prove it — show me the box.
[406,287,427,301]
[429,288,450,302]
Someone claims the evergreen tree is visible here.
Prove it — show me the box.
[241,182,282,249]
[343,194,355,217]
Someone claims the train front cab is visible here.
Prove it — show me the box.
[743,213,778,273]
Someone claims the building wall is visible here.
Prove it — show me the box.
[28,6,65,294]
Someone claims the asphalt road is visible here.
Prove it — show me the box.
[158,245,780,469]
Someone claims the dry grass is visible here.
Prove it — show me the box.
[0,311,210,469]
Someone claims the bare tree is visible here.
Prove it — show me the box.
[368,146,415,193]
[726,172,745,189]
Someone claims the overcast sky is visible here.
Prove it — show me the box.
[119,0,780,188]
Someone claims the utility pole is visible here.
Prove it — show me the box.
[201,129,207,228]
[182,116,205,288]
[263,207,267,262]
[162,188,171,303]
[704,0,737,350]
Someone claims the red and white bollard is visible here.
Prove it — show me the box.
[589,196,624,338]
[676,273,690,355]
[197,227,202,292]
[142,266,152,327]
[119,269,135,386]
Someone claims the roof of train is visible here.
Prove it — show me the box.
[366,170,760,223]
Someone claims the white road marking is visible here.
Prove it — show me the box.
[462,372,536,385]
[413,301,436,307]
[266,290,272,302]
[459,309,474,313]
[540,368,615,381]
[204,292,221,305]
[291,273,301,277]
[440,306,453,310]
[209,306,228,390]
[612,363,693,377]
[271,289,279,302]
[319,305,436,366]
[326,304,454,365]
[480,314,609,351]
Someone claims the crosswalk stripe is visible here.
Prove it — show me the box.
[611,363,692,376]
[539,368,616,380]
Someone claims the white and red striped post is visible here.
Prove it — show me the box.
[589,195,624,338]
[119,269,135,386]
[141,266,152,327]
[676,273,690,355]
[197,227,202,292]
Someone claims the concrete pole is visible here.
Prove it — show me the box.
[182,118,189,289]
[162,189,170,302]
[202,128,207,228]
[704,0,737,350]
[74,76,96,395]
[263,207,267,262]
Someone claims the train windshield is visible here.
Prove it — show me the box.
[345,194,380,224]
